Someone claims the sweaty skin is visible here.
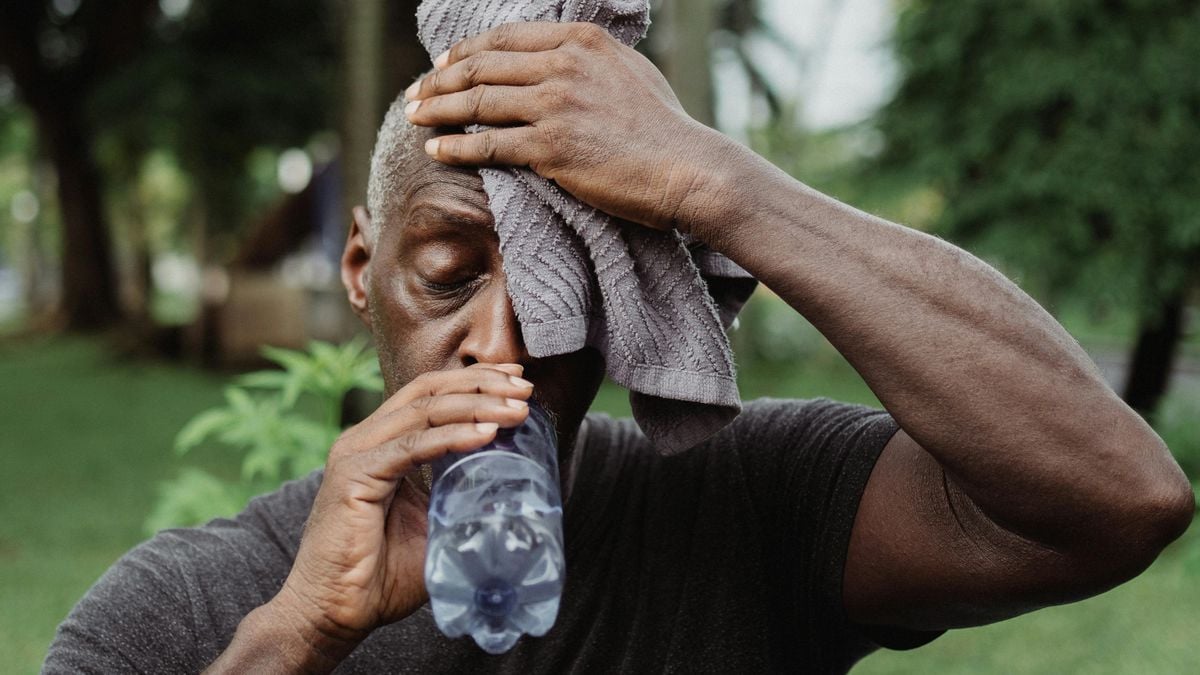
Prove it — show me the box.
[207,21,1193,672]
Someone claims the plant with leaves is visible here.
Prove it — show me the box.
[145,338,382,534]
[874,0,1200,416]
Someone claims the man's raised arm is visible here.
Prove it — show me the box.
[691,162,1194,630]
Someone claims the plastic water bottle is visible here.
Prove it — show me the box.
[424,400,566,654]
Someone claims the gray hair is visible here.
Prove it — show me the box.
[366,90,424,244]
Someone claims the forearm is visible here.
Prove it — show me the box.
[696,148,1189,548]
[205,597,361,675]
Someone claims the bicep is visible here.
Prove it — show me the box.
[844,429,1080,632]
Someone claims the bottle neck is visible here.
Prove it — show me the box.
[429,400,559,483]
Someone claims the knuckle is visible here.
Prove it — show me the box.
[428,68,445,93]
[530,124,564,171]
[550,50,579,77]
[572,22,606,45]
[326,441,347,464]
[539,82,575,110]
[399,430,423,454]
[537,115,561,140]
[479,132,500,163]
[327,430,358,462]
[463,52,488,86]
[492,23,518,50]
[387,430,421,459]
[406,396,436,427]
[468,84,489,116]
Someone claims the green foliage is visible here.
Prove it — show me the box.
[145,338,382,534]
[875,0,1200,313]
[1150,384,1200,576]
[88,0,338,241]
[1155,384,1200,498]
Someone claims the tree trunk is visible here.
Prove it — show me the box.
[38,107,124,330]
[1122,293,1187,417]
[653,0,717,127]
[384,1,430,96]
[341,0,386,214]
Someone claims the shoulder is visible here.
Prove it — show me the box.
[579,397,896,466]
[707,396,899,509]
[710,397,898,478]
[43,470,323,673]
[722,396,896,445]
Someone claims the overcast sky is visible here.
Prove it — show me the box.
[714,0,897,134]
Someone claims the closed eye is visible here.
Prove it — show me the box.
[420,275,481,295]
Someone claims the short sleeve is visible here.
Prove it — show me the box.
[43,470,322,673]
[727,397,934,663]
[42,535,200,673]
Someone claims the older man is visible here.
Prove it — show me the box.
[46,23,1192,674]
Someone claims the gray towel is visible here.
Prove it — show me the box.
[416,0,757,454]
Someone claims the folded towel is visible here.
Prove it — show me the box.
[416,0,758,454]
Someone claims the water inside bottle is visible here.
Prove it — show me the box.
[424,409,566,654]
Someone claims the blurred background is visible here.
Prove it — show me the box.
[1,0,1197,672]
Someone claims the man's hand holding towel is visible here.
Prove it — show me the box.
[404,22,741,240]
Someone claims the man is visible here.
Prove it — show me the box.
[46,23,1192,673]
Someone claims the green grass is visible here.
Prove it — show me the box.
[856,529,1200,673]
[2,335,1197,674]
[0,337,236,673]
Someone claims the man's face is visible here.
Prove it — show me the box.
[342,149,605,454]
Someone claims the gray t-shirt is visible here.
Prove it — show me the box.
[44,397,937,673]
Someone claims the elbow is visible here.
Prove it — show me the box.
[1123,433,1195,554]
[1133,463,1195,553]
[1080,435,1195,587]
[1098,479,1193,590]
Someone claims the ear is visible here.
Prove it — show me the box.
[342,206,373,327]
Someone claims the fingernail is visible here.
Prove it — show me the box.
[505,398,528,409]
[404,80,421,101]
[434,50,450,69]
[424,138,440,156]
[509,375,533,388]
[476,422,499,433]
[404,100,420,117]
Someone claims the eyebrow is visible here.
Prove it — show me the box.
[406,199,494,234]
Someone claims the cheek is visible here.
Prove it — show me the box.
[367,265,458,393]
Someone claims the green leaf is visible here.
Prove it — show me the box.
[261,345,311,374]
[308,340,341,365]
[143,468,254,534]
[154,339,381,538]
[174,408,236,454]
[223,386,257,415]
[237,370,292,391]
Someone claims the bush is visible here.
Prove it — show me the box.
[145,338,382,534]
[1155,384,1200,498]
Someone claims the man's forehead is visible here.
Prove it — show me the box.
[399,161,494,233]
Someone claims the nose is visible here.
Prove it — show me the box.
[456,281,529,367]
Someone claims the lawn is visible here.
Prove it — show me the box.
[1,335,1196,673]
[0,337,235,671]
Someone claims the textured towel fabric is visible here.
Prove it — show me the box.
[416,0,758,453]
